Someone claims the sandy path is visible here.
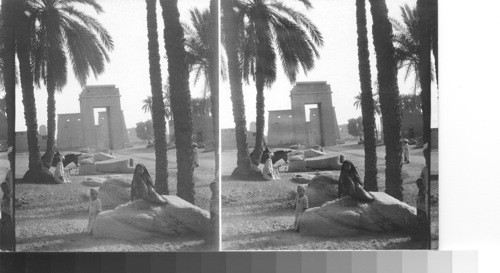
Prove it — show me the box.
[221,142,438,250]
[15,144,217,251]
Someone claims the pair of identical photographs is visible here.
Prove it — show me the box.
[0,0,438,252]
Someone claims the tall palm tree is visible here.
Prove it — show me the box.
[238,0,323,165]
[184,8,212,100]
[391,4,436,94]
[222,0,260,180]
[1,0,16,153]
[355,0,377,191]
[159,0,195,204]
[183,5,221,182]
[145,0,168,194]
[368,0,403,201]
[29,0,114,169]
[142,89,173,119]
[417,0,432,169]
[354,93,381,116]
[15,0,43,182]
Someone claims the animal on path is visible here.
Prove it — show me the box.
[51,151,81,168]
[260,148,291,165]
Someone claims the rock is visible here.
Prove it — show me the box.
[305,154,343,170]
[95,158,134,174]
[81,177,106,187]
[93,152,116,162]
[303,149,326,159]
[93,196,211,240]
[305,175,339,207]
[288,150,304,157]
[78,163,98,175]
[288,154,305,162]
[288,160,307,172]
[291,174,315,184]
[79,158,94,165]
[78,153,94,164]
[98,176,132,208]
[299,192,418,237]
[309,145,323,151]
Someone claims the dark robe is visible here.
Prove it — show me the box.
[338,160,375,202]
[131,164,168,204]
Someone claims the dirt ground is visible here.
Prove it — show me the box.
[221,142,439,250]
[15,143,217,252]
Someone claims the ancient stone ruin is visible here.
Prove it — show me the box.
[267,81,340,146]
[57,85,129,150]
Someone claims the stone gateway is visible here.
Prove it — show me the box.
[57,85,129,150]
[267,81,340,146]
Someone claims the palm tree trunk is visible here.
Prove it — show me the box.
[368,0,403,200]
[146,0,169,195]
[1,0,15,154]
[42,83,56,170]
[159,0,195,203]
[209,0,219,180]
[208,0,219,250]
[222,0,261,180]
[417,0,432,168]
[1,0,16,251]
[251,78,265,166]
[15,0,43,183]
[356,0,378,191]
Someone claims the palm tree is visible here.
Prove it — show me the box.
[183,5,221,184]
[184,8,212,100]
[368,0,403,201]
[29,0,114,169]
[159,0,195,203]
[353,93,381,116]
[391,2,435,167]
[355,0,377,191]
[237,0,323,165]
[209,0,219,250]
[391,4,436,94]
[145,0,168,194]
[142,96,153,114]
[15,0,43,183]
[1,0,16,153]
[416,0,432,169]
[222,0,263,180]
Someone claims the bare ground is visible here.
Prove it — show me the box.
[221,142,439,250]
[15,143,217,252]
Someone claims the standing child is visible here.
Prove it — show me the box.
[193,143,200,167]
[87,189,102,234]
[294,185,308,231]
[402,139,410,163]
[263,153,278,180]
[54,155,69,183]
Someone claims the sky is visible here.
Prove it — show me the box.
[14,0,438,132]
[219,0,438,130]
[15,0,210,131]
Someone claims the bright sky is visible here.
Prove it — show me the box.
[15,0,209,131]
[15,0,438,132]
[220,0,438,130]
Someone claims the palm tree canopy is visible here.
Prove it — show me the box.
[184,7,227,99]
[237,0,324,86]
[28,0,114,90]
[142,83,172,119]
[184,8,211,98]
[391,3,434,92]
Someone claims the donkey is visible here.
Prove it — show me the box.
[51,151,81,168]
